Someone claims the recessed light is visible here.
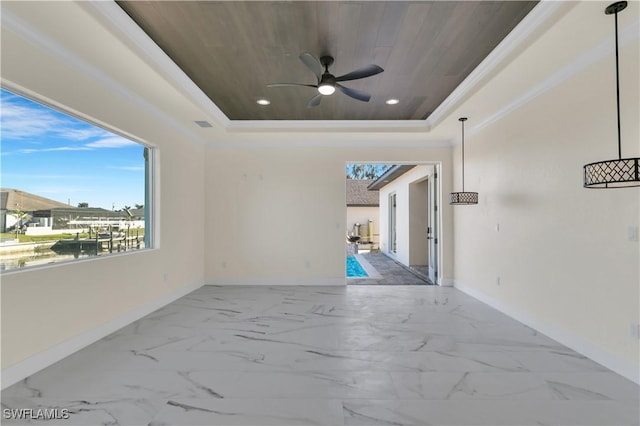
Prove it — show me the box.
[256,98,271,106]
[385,99,399,105]
[194,120,212,128]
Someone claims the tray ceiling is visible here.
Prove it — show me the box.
[117,1,538,121]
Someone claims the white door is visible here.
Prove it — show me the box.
[389,193,397,253]
[427,166,439,284]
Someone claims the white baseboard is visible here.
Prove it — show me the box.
[454,280,640,385]
[1,280,203,390]
[439,277,455,287]
[206,277,346,286]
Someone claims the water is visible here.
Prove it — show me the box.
[0,249,97,271]
[0,243,145,272]
[346,255,368,277]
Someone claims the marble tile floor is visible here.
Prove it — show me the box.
[2,285,638,426]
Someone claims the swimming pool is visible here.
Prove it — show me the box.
[346,255,368,277]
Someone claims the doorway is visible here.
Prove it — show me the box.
[406,167,439,283]
[345,162,442,285]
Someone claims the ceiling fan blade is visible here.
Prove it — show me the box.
[307,93,322,108]
[336,84,371,102]
[299,52,323,83]
[267,83,318,89]
[335,64,384,82]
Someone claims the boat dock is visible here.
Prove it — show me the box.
[52,235,143,253]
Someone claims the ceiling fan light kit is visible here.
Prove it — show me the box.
[268,52,383,108]
[583,1,640,188]
[450,117,479,205]
[318,84,336,96]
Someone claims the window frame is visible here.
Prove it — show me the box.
[0,85,158,273]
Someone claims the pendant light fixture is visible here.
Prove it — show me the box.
[450,117,478,205]
[584,1,639,188]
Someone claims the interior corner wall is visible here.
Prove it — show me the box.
[204,148,452,286]
[450,1,639,381]
[1,2,206,382]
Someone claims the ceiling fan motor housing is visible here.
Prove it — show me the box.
[320,56,335,69]
[321,73,336,85]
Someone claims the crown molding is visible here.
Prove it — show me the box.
[426,0,567,130]
[225,119,431,132]
[1,6,207,146]
[206,134,452,149]
[470,17,640,137]
[86,0,566,134]
[84,1,231,129]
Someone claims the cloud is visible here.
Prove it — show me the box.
[85,136,138,149]
[59,127,108,140]
[108,166,145,172]
[0,101,69,140]
[1,90,138,152]
[18,146,92,154]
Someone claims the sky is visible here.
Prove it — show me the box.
[0,89,145,210]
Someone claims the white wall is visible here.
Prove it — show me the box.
[4,214,19,230]
[346,206,379,243]
[378,165,433,267]
[445,1,639,381]
[205,150,453,286]
[1,2,206,381]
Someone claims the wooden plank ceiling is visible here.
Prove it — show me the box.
[117,1,538,121]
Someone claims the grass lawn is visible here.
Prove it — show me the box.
[0,232,89,243]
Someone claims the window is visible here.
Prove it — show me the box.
[0,88,153,272]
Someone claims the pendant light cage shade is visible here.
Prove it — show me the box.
[450,117,478,205]
[450,192,479,205]
[583,1,640,188]
[584,158,640,188]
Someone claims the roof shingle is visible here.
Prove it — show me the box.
[346,180,379,207]
[0,188,70,211]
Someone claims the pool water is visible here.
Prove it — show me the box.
[346,255,368,277]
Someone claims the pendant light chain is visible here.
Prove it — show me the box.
[449,117,477,204]
[614,9,621,160]
[461,118,465,192]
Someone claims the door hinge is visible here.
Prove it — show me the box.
[435,238,438,244]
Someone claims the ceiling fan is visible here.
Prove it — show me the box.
[267,53,384,108]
